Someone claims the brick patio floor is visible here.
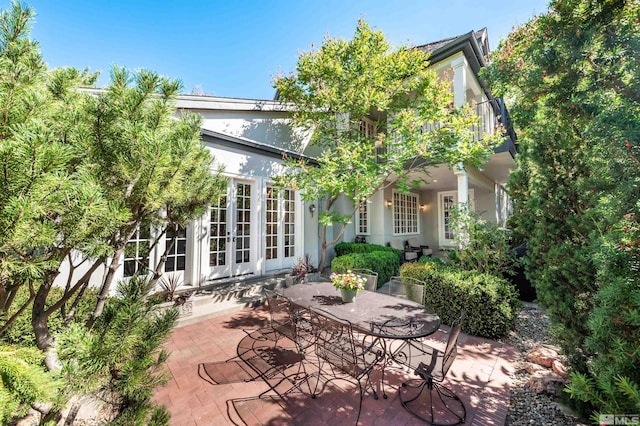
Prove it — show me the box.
[153,306,519,425]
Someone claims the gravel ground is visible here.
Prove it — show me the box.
[502,304,586,426]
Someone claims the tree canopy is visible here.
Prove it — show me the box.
[274,20,499,268]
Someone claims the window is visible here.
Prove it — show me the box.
[393,192,419,235]
[123,225,151,277]
[442,194,455,241]
[359,117,375,138]
[358,202,369,235]
[165,225,186,272]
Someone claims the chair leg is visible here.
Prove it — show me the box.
[399,378,466,426]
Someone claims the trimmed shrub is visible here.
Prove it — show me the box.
[400,262,521,339]
[331,251,400,287]
[335,242,401,259]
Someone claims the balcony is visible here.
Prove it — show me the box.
[474,97,518,158]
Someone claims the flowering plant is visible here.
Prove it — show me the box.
[330,271,366,292]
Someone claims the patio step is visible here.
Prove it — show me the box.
[174,274,287,327]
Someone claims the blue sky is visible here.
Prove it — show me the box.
[12,1,548,100]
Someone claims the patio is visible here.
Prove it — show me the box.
[153,303,519,425]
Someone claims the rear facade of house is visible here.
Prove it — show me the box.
[54,28,517,291]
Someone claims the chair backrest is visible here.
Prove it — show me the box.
[442,313,464,376]
[388,276,425,305]
[406,237,420,248]
[310,307,382,380]
[264,288,291,329]
[350,268,378,292]
[389,239,404,251]
[309,308,357,375]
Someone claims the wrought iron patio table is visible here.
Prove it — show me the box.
[281,281,441,398]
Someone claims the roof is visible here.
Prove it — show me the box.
[415,27,489,65]
[200,128,317,165]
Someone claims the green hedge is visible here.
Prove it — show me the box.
[331,251,400,287]
[335,242,401,259]
[400,262,521,339]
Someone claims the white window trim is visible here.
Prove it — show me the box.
[392,190,420,236]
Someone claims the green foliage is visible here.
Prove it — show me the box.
[0,1,118,309]
[0,2,223,423]
[2,286,98,347]
[334,242,401,258]
[485,0,640,415]
[400,262,521,338]
[447,207,517,278]
[564,213,640,415]
[0,344,62,424]
[331,251,400,287]
[57,276,178,425]
[418,255,447,267]
[274,20,499,269]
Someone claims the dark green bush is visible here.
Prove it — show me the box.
[400,262,521,339]
[335,242,401,259]
[331,251,400,287]
[2,286,98,347]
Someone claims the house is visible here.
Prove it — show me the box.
[54,28,516,290]
[339,28,517,251]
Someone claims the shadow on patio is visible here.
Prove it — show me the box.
[153,306,519,425]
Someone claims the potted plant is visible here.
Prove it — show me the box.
[330,271,366,303]
[285,254,318,287]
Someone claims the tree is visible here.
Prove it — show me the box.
[57,277,178,425]
[0,2,121,355]
[274,20,499,269]
[78,73,225,328]
[484,0,640,417]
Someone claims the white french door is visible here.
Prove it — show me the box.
[438,190,475,247]
[208,179,256,279]
[264,185,297,272]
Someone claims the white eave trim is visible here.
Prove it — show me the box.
[176,95,293,112]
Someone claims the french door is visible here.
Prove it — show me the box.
[208,179,255,279]
[438,190,475,247]
[264,185,297,272]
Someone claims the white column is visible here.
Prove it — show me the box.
[454,163,469,208]
[451,56,467,108]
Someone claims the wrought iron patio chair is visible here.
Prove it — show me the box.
[253,289,316,396]
[350,268,378,292]
[388,276,426,305]
[395,313,466,425]
[263,288,318,360]
[263,288,296,344]
[307,307,385,424]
